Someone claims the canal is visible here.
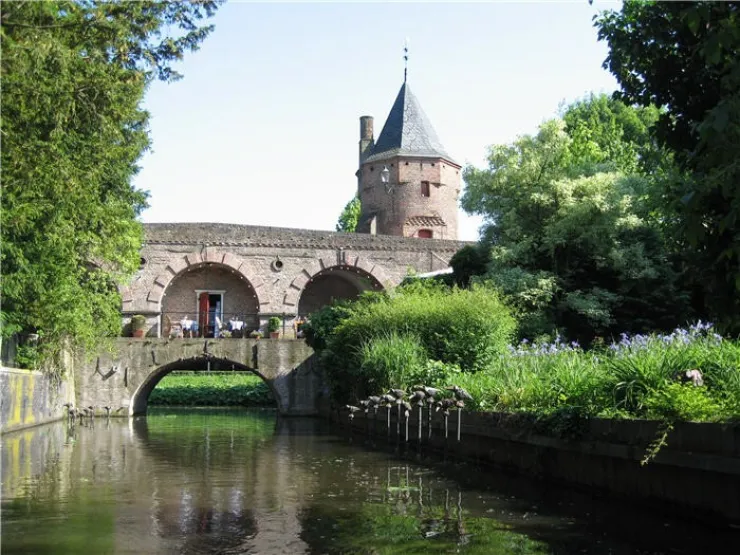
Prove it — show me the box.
[1,409,735,554]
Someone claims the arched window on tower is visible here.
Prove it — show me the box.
[417,229,433,239]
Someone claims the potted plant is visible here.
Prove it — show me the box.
[268,316,281,339]
[250,330,263,340]
[131,315,147,338]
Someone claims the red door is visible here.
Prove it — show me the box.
[198,292,209,338]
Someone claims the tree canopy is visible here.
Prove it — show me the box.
[336,196,361,232]
[461,95,688,342]
[595,0,740,333]
[1,1,222,365]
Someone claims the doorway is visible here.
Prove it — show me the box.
[195,290,224,337]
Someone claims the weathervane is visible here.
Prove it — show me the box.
[403,37,409,83]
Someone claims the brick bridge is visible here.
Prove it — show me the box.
[76,338,321,416]
[125,223,467,339]
[101,222,467,415]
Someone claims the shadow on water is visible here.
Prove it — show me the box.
[1,409,737,554]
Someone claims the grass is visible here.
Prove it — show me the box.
[345,324,740,424]
[444,327,740,422]
[148,371,275,407]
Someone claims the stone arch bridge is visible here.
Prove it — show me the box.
[76,338,320,416]
[88,223,467,415]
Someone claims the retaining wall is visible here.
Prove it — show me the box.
[0,368,75,434]
[326,406,740,525]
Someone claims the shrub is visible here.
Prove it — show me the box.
[318,283,515,403]
[331,283,515,372]
[356,333,428,395]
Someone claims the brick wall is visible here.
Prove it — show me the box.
[120,224,471,335]
[358,155,460,239]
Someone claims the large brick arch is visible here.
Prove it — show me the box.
[146,249,269,311]
[282,253,390,308]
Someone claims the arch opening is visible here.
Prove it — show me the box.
[131,357,279,415]
[161,263,261,338]
[297,265,383,317]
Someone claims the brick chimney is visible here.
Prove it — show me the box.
[359,115,374,165]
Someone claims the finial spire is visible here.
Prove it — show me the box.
[403,37,409,83]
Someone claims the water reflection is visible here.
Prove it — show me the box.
[1,409,734,554]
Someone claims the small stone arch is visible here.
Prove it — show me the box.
[130,356,280,415]
[283,254,390,312]
[146,248,269,311]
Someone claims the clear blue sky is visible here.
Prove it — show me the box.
[135,1,620,241]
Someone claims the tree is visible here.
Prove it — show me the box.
[595,1,740,333]
[462,99,689,342]
[1,1,222,365]
[450,244,491,288]
[336,196,361,232]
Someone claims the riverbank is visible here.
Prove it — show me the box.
[0,367,75,433]
[324,403,740,527]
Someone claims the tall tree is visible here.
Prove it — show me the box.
[462,98,688,342]
[596,1,740,333]
[336,196,361,232]
[1,1,222,364]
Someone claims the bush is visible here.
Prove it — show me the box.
[356,332,428,396]
[333,283,514,372]
[318,282,515,403]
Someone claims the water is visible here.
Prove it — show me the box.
[1,409,735,554]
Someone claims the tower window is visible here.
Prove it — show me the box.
[421,181,430,197]
[417,229,433,239]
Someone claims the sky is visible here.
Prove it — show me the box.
[135,1,620,242]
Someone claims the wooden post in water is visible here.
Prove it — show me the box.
[418,405,423,442]
[457,409,462,442]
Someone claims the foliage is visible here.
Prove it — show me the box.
[0,1,222,367]
[449,244,491,288]
[344,321,738,425]
[131,315,147,330]
[561,93,667,176]
[461,98,689,343]
[303,297,375,351]
[357,332,428,394]
[449,325,738,423]
[148,372,274,407]
[336,196,361,232]
[595,1,740,334]
[267,317,281,333]
[315,282,515,402]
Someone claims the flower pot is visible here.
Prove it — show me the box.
[133,329,145,338]
[269,331,280,339]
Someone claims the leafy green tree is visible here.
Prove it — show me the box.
[596,1,740,333]
[462,100,689,342]
[335,196,361,232]
[562,94,666,176]
[449,244,491,288]
[1,1,222,365]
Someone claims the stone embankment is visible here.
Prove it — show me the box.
[324,405,740,526]
[0,368,75,433]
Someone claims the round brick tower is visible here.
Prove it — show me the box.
[355,82,460,240]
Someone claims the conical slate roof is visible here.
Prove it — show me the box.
[363,83,457,165]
